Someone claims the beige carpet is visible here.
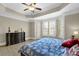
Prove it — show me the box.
[0,40,34,56]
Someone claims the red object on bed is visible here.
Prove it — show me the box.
[78,39,79,45]
[62,38,78,48]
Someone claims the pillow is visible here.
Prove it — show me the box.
[62,39,78,48]
[69,44,79,56]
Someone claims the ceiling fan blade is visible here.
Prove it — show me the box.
[22,3,28,6]
[24,8,28,11]
[29,3,32,6]
[29,3,36,6]
[35,7,42,10]
[33,3,36,5]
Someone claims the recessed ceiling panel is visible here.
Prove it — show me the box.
[1,3,67,18]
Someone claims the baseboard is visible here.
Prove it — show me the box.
[25,37,36,40]
[0,42,6,46]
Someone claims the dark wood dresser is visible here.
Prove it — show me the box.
[6,32,25,46]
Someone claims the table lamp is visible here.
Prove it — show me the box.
[73,31,79,38]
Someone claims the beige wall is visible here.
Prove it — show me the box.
[65,13,79,39]
[0,16,30,45]
[29,22,35,39]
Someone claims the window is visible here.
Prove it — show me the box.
[49,20,56,36]
[42,21,48,36]
[42,20,56,36]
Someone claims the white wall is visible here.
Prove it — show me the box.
[0,16,30,45]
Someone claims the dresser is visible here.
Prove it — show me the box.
[6,32,25,46]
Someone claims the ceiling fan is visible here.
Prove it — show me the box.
[22,3,42,12]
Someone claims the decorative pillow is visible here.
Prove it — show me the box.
[62,39,78,48]
[77,39,79,44]
[69,44,79,56]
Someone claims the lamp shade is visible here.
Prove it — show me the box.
[73,31,79,35]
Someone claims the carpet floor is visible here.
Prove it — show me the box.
[0,40,34,56]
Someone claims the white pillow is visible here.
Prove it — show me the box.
[69,44,79,56]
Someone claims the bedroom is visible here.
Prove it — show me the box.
[0,3,79,56]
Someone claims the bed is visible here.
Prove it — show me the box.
[18,37,69,56]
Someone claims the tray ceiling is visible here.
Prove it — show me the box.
[1,3,68,18]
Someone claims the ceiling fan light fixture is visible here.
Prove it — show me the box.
[22,3,42,11]
[29,6,35,11]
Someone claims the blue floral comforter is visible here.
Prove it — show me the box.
[19,37,68,56]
